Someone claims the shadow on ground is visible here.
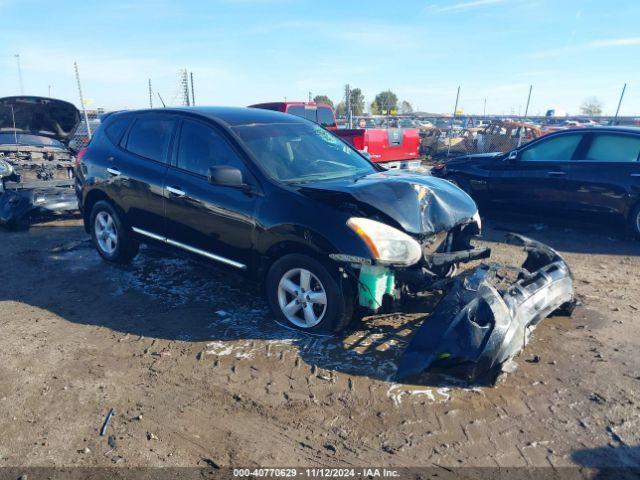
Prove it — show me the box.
[479,212,640,257]
[1,227,453,386]
[572,444,640,479]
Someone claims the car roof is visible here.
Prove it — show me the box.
[550,126,640,135]
[110,106,306,127]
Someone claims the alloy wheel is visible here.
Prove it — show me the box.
[95,211,118,255]
[277,268,327,328]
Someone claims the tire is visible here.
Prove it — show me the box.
[90,200,139,264]
[266,254,354,334]
[629,204,640,239]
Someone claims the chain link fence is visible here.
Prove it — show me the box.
[415,114,640,160]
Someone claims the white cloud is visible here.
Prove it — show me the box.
[525,35,640,59]
[426,0,507,13]
[588,37,640,47]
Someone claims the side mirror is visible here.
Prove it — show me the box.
[507,150,518,162]
[208,165,244,188]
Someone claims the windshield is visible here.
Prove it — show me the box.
[0,133,65,148]
[232,122,376,183]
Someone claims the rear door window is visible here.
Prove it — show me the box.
[304,107,317,122]
[582,134,640,162]
[286,105,305,118]
[176,119,246,176]
[520,134,583,162]
[125,116,176,163]
[317,107,335,127]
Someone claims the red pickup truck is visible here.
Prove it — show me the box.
[250,102,421,169]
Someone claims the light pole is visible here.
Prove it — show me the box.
[14,54,24,94]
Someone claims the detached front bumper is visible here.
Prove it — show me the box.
[0,184,78,228]
[396,234,575,384]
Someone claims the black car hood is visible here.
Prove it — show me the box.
[298,170,478,235]
[0,96,81,144]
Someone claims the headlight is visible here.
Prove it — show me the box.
[0,159,13,178]
[347,217,422,266]
[472,211,482,232]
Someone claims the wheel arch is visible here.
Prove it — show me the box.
[256,224,347,284]
[83,189,111,233]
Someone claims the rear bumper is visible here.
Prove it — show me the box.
[397,234,575,383]
[378,159,422,170]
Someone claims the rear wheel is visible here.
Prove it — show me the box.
[630,204,640,239]
[90,200,139,263]
[266,254,354,334]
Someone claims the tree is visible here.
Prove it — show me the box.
[313,95,334,107]
[400,100,413,114]
[335,101,346,117]
[349,88,365,116]
[372,90,398,114]
[369,101,381,115]
[580,96,603,116]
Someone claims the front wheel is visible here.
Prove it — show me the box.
[90,200,139,264]
[266,254,354,334]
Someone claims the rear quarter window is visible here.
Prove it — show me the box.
[105,116,133,145]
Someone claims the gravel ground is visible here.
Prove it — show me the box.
[0,216,639,470]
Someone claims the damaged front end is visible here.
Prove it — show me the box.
[396,234,575,384]
[0,181,78,228]
[0,96,81,228]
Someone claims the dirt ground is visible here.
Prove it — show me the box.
[1,214,639,470]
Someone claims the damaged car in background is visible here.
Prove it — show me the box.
[0,96,81,228]
[76,106,575,384]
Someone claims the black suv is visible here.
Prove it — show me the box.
[76,107,482,333]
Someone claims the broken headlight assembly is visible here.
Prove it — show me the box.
[472,210,482,232]
[0,159,13,178]
[347,217,422,266]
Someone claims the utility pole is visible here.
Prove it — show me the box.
[447,86,460,156]
[190,72,195,106]
[180,69,190,106]
[345,84,352,128]
[74,61,92,140]
[613,83,627,125]
[14,54,24,94]
[48,85,52,97]
[148,79,153,108]
[483,98,487,117]
[517,85,533,147]
[308,91,312,102]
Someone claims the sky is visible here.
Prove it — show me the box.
[1,0,639,116]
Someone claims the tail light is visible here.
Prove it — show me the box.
[75,147,88,168]
[433,163,446,171]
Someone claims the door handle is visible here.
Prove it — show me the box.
[106,167,121,176]
[166,186,186,197]
[547,171,567,176]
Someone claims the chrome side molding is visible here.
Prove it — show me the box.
[131,227,246,270]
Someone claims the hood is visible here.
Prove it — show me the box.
[299,170,478,235]
[0,96,81,143]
